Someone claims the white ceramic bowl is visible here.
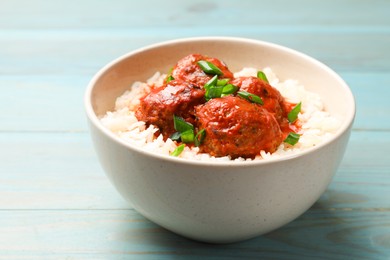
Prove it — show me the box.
[85,37,355,243]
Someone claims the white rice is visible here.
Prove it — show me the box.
[100,68,341,161]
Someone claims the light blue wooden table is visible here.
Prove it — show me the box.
[1,0,389,258]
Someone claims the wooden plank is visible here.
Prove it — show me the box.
[0,132,128,210]
[0,209,388,259]
[0,130,388,210]
[0,31,389,75]
[0,76,89,132]
[0,0,387,258]
[341,72,390,131]
[1,0,389,29]
[0,72,388,132]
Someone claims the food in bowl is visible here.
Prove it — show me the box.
[100,54,341,161]
[85,37,355,243]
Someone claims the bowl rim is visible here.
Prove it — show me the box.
[85,36,356,167]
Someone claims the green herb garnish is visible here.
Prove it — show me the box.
[237,91,264,105]
[287,102,302,123]
[197,60,223,75]
[170,144,185,157]
[169,131,181,141]
[217,78,229,86]
[171,115,205,147]
[204,75,218,90]
[173,115,194,133]
[166,67,174,83]
[257,71,269,83]
[205,85,224,101]
[284,132,300,145]
[172,115,195,143]
[166,75,174,83]
[221,84,238,95]
[204,77,238,100]
[194,129,206,147]
[180,129,195,143]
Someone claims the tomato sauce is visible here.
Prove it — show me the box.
[135,54,300,159]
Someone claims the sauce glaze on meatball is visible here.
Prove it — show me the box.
[195,96,283,159]
[171,54,234,87]
[135,54,298,159]
[135,80,205,138]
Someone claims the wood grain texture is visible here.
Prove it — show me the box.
[0,132,128,210]
[0,0,389,258]
[0,31,389,75]
[1,0,389,29]
[0,210,388,259]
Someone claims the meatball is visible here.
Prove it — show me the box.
[171,54,234,87]
[195,96,283,159]
[231,77,289,127]
[135,80,205,138]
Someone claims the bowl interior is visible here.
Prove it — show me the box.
[88,37,355,145]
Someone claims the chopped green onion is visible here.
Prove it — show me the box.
[181,129,195,143]
[204,75,218,90]
[287,102,302,123]
[166,75,174,83]
[217,78,229,86]
[171,115,206,147]
[170,144,185,157]
[166,67,174,83]
[222,84,238,95]
[284,132,300,145]
[172,115,195,143]
[194,129,206,147]
[204,76,234,100]
[237,91,264,105]
[169,131,181,141]
[205,86,224,101]
[197,60,223,75]
[257,71,269,83]
[173,115,194,133]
